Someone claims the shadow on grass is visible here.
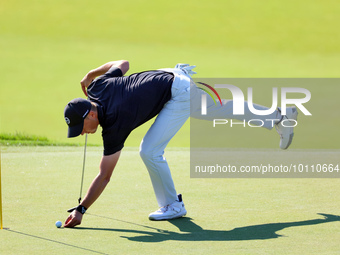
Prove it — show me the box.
[78,213,340,243]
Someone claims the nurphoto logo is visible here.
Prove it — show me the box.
[200,84,312,116]
[199,83,311,128]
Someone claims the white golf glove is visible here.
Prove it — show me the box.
[175,63,197,77]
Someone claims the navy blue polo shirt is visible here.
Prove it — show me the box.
[87,67,174,155]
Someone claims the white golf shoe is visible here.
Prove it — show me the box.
[149,194,187,221]
[275,106,298,150]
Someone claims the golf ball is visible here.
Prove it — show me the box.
[55,221,62,228]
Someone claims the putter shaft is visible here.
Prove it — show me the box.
[78,134,88,204]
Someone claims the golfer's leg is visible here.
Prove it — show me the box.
[140,83,190,207]
[140,107,189,207]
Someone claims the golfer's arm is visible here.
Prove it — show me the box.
[86,60,129,79]
[80,151,121,209]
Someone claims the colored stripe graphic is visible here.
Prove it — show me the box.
[197,82,223,106]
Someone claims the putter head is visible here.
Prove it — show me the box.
[67,206,77,213]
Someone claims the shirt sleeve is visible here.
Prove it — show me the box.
[102,132,126,156]
[103,143,124,156]
[103,66,123,78]
[88,66,123,90]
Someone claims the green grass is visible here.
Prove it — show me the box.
[1,146,340,254]
[0,132,63,146]
[0,132,95,147]
[0,132,49,144]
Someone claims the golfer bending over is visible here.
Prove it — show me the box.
[63,60,297,227]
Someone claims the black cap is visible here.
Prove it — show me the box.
[64,98,92,138]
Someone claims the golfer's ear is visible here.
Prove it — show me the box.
[88,110,98,119]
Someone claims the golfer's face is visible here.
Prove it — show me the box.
[81,118,98,135]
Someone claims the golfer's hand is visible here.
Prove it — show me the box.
[64,210,83,228]
[80,74,93,97]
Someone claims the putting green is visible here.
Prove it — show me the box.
[0,146,339,254]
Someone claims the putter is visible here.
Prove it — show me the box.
[67,133,88,213]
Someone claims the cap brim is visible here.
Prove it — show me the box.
[67,121,84,138]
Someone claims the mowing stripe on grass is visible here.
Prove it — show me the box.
[6,229,109,255]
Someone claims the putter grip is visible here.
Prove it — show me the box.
[67,205,87,214]
[67,206,77,213]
